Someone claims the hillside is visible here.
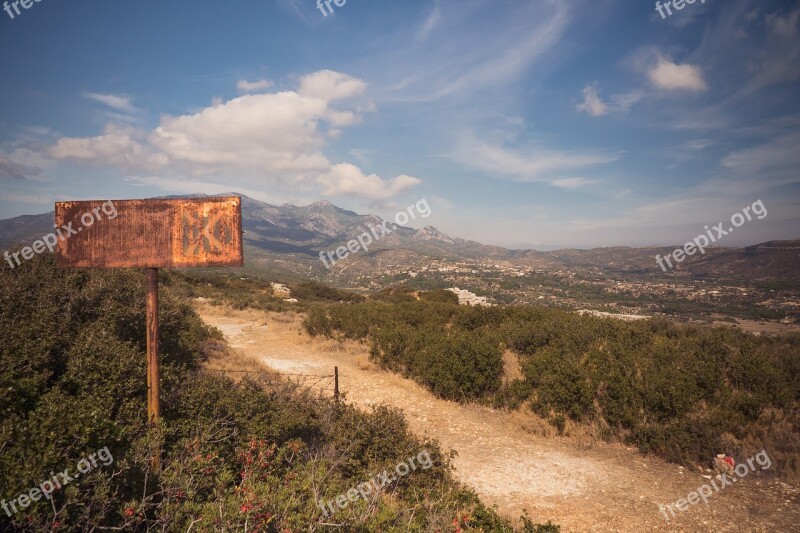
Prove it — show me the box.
[0,253,516,531]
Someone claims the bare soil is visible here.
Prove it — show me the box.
[196,303,800,532]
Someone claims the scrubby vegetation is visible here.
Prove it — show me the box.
[0,256,523,531]
[304,296,800,478]
[165,271,364,312]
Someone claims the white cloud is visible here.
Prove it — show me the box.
[317,163,420,200]
[648,56,708,91]
[236,79,274,93]
[49,124,166,169]
[576,84,607,116]
[83,92,136,112]
[298,69,367,101]
[48,71,418,201]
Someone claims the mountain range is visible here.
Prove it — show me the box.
[1,193,798,283]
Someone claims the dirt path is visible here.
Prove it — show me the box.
[196,303,800,532]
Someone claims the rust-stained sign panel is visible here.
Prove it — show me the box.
[55,197,243,268]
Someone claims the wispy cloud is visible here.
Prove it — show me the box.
[0,155,41,180]
[0,190,54,205]
[722,130,800,184]
[576,83,643,117]
[379,0,570,102]
[414,5,441,44]
[272,0,314,24]
[576,84,607,117]
[748,8,800,91]
[237,79,274,93]
[454,133,617,188]
[551,177,595,190]
[83,92,136,112]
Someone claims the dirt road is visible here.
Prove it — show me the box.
[196,303,799,532]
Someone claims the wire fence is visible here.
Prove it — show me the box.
[204,366,340,400]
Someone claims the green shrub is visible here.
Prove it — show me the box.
[290,281,365,303]
[0,255,512,531]
[419,289,459,305]
[521,517,561,532]
[303,297,800,476]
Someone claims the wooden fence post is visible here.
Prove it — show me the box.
[334,366,339,403]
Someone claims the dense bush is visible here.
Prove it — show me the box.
[165,271,292,312]
[370,286,418,303]
[306,301,501,401]
[0,255,516,531]
[419,289,459,305]
[165,273,365,312]
[304,298,800,476]
[290,281,365,303]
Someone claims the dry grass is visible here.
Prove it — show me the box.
[501,349,524,384]
[201,338,270,383]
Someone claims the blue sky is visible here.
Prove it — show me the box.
[0,0,798,249]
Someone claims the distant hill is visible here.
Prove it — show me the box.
[1,193,797,282]
[0,212,55,251]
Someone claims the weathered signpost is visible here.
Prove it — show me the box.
[55,197,244,465]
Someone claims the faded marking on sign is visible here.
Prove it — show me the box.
[173,202,238,262]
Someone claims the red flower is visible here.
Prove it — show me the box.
[123,507,136,518]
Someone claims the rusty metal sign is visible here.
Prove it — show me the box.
[55,197,243,268]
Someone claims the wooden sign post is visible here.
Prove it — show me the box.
[55,197,244,461]
[146,268,161,424]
